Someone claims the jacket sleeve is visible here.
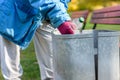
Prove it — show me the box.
[60,0,71,8]
[28,0,71,28]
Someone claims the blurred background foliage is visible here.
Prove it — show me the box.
[68,0,120,12]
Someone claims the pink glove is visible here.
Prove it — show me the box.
[58,21,76,34]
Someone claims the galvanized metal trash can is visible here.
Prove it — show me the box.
[96,30,120,80]
[52,31,95,80]
[83,30,120,80]
[52,30,120,80]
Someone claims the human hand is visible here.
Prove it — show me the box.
[58,21,76,34]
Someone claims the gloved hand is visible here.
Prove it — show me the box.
[58,21,76,34]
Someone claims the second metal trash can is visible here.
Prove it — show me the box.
[80,30,120,80]
[96,30,120,80]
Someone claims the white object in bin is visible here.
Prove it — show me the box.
[72,18,83,30]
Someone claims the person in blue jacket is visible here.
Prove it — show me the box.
[0,0,76,80]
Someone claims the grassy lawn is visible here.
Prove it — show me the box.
[20,42,40,80]
[0,12,120,80]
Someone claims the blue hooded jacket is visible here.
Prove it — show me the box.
[0,0,71,49]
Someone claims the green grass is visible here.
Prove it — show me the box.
[20,42,40,80]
